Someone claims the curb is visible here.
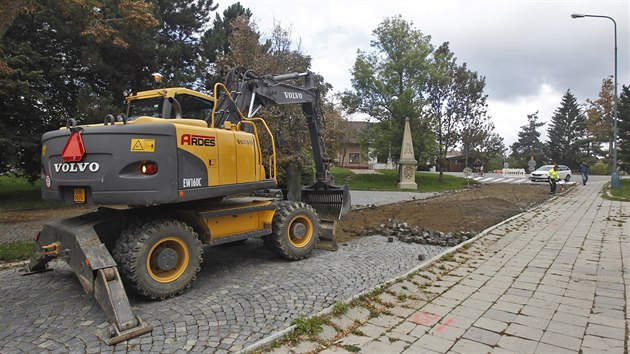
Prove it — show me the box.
[239,188,568,353]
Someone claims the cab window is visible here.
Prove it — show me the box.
[171,94,214,119]
[126,97,163,121]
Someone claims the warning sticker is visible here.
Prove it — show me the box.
[130,139,156,152]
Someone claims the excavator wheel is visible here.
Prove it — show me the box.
[112,219,203,300]
[264,201,320,260]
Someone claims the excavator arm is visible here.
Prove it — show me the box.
[212,67,350,222]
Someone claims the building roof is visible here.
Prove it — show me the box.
[345,121,371,144]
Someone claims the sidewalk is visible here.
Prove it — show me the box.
[261,181,629,353]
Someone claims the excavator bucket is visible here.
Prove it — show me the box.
[301,183,351,221]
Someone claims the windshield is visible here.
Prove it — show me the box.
[127,97,164,121]
[536,166,552,172]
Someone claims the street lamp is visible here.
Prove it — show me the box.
[571,13,620,189]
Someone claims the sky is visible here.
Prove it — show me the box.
[221,0,629,150]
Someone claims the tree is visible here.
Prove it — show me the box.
[509,112,546,169]
[200,2,251,89]
[0,1,218,180]
[216,16,345,185]
[423,42,458,180]
[618,85,630,173]
[342,16,435,168]
[546,90,587,167]
[586,76,615,168]
[452,63,492,172]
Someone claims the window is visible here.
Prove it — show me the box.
[349,153,360,164]
[175,94,214,119]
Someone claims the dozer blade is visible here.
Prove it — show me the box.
[301,183,351,221]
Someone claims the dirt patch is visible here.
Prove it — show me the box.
[337,184,550,242]
[0,205,94,223]
[1,184,552,245]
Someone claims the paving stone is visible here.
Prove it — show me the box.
[490,301,522,314]
[291,340,320,354]
[368,314,400,328]
[450,338,492,354]
[484,309,517,323]
[535,342,576,354]
[388,306,416,319]
[334,334,372,347]
[497,335,538,353]
[317,324,338,342]
[540,330,582,351]
[473,317,508,333]
[377,292,399,305]
[505,323,543,341]
[319,346,353,354]
[344,307,371,323]
[462,327,501,346]
[581,334,625,351]
[546,320,585,338]
[359,338,407,354]
[354,323,386,339]
[405,333,454,352]
[329,315,355,332]
[585,323,625,340]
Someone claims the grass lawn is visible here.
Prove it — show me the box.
[0,242,33,262]
[330,167,471,192]
[0,175,64,211]
[607,178,630,201]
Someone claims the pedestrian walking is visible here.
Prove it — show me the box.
[578,161,589,185]
[547,165,560,195]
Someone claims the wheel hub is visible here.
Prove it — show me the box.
[290,223,307,240]
[154,247,178,271]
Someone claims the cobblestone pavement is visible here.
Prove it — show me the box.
[270,180,630,354]
[0,191,444,353]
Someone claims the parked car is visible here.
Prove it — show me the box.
[530,165,571,182]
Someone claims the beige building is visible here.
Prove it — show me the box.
[337,121,371,169]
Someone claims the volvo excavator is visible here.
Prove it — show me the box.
[22,67,351,344]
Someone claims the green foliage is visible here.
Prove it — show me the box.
[342,16,435,165]
[510,112,547,169]
[343,17,500,175]
[291,315,323,335]
[0,175,63,211]
[590,162,609,176]
[0,1,220,179]
[343,345,361,353]
[608,179,630,201]
[546,90,588,168]
[618,85,630,173]
[330,167,471,192]
[331,302,349,316]
[0,242,34,262]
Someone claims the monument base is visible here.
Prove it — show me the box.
[397,182,417,190]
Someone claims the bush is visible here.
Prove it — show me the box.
[590,162,609,176]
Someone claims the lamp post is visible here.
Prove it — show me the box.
[571,13,620,189]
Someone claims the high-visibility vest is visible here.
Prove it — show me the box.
[547,168,559,180]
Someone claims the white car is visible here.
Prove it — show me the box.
[530,165,571,182]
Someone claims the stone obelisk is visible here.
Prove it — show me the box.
[398,118,417,190]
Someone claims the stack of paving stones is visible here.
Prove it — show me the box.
[359,218,477,247]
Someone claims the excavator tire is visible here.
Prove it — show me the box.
[112,219,203,300]
[263,201,320,260]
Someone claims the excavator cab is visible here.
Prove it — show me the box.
[125,88,215,121]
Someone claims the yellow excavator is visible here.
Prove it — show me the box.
[22,67,350,344]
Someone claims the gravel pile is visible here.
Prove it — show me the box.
[358,218,477,247]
